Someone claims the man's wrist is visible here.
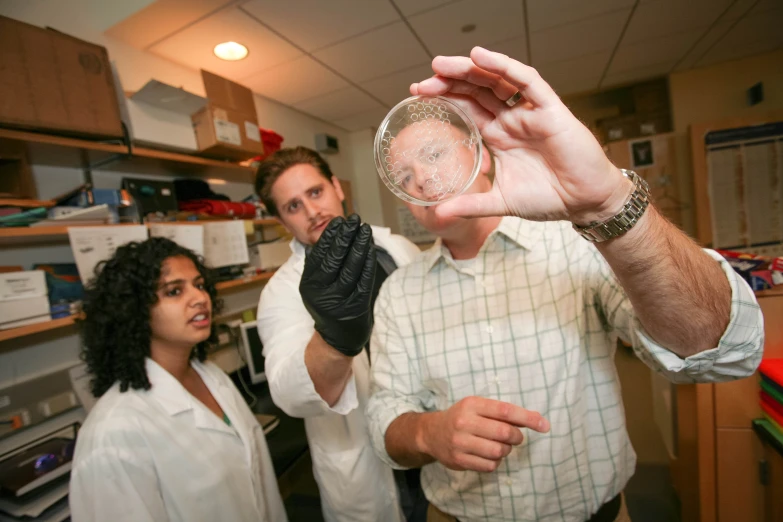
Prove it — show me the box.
[413,411,437,458]
[571,166,634,227]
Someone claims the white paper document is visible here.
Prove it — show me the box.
[707,148,743,248]
[68,225,148,284]
[148,224,205,257]
[397,206,436,244]
[203,221,249,268]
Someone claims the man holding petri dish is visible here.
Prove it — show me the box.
[366,47,764,522]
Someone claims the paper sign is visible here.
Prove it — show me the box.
[245,121,261,142]
[397,206,436,244]
[68,225,148,284]
[203,221,249,268]
[214,119,241,146]
[148,224,205,257]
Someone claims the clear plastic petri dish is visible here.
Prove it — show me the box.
[374,95,482,206]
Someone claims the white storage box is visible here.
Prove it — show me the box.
[0,271,47,301]
[0,296,51,329]
[248,242,291,271]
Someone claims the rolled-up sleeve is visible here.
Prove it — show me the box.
[591,247,764,384]
[257,269,358,418]
[367,275,433,470]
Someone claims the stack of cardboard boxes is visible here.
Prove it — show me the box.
[596,79,672,143]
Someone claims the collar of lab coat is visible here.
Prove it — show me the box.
[289,225,394,260]
[144,358,235,433]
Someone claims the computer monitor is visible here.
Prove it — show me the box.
[239,322,266,384]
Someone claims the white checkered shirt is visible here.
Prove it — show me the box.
[367,216,763,522]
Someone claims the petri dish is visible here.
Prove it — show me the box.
[374,95,482,206]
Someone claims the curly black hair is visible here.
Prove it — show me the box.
[81,237,222,397]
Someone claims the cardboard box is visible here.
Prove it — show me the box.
[0,140,36,199]
[248,242,291,271]
[0,270,47,301]
[0,296,51,329]
[192,70,265,161]
[597,114,640,143]
[0,16,123,139]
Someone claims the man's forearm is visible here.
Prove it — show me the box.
[304,332,354,406]
[596,205,731,357]
[385,412,437,468]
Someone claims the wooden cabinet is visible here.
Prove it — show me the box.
[677,292,783,522]
[763,441,783,522]
[716,428,766,522]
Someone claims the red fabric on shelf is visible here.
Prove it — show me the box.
[178,199,256,218]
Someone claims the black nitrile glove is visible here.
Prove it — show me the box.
[299,214,377,357]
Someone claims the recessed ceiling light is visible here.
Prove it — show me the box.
[213,41,249,61]
[461,24,476,33]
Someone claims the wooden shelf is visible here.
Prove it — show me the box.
[214,271,275,292]
[0,314,82,343]
[0,198,55,208]
[0,128,255,182]
[756,287,783,298]
[0,272,275,343]
[0,219,278,246]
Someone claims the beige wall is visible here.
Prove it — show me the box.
[347,129,386,227]
[669,48,783,133]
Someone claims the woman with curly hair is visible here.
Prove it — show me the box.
[69,237,286,522]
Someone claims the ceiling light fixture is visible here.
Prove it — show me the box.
[213,41,249,61]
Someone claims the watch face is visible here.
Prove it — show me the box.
[374,96,482,206]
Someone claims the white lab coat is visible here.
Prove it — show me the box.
[70,358,287,522]
[257,226,420,522]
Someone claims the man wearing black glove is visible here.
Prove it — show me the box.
[255,147,426,522]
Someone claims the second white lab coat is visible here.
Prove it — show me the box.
[257,226,421,522]
[70,359,287,522]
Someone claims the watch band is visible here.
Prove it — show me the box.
[572,169,650,243]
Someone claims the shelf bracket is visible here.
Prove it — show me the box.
[79,123,134,184]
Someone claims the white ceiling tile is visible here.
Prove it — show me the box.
[531,9,632,65]
[609,31,701,74]
[242,56,349,105]
[392,0,461,17]
[313,22,430,83]
[149,7,303,82]
[105,0,228,50]
[722,0,772,21]
[622,0,732,45]
[407,0,525,56]
[487,35,529,64]
[333,107,390,132]
[672,18,733,71]
[536,51,609,95]
[239,0,399,52]
[293,86,383,122]
[527,0,634,32]
[601,61,671,89]
[696,6,783,67]
[361,64,434,106]
[674,0,783,71]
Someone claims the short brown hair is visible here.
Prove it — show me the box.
[255,147,334,216]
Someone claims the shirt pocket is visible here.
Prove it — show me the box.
[431,465,502,519]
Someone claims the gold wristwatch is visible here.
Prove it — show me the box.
[572,169,650,243]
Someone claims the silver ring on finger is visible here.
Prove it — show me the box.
[504,91,522,107]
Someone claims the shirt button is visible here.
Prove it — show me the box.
[486,325,494,334]
[506,478,513,486]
